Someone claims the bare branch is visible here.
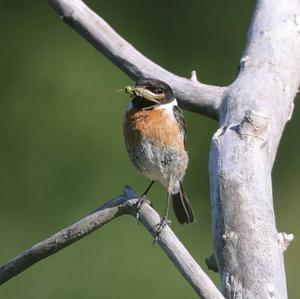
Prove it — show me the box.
[0,192,128,285]
[46,0,226,119]
[0,186,224,299]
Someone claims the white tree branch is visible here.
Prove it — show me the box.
[0,186,224,299]
[46,0,226,119]
[209,0,300,297]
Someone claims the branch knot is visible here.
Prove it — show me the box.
[205,254,219,273]
[237,110,268,142]
[278,232,294,252]
[190,70,198,82]
[239,55,250,72]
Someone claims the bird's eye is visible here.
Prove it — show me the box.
[156,88,163,93]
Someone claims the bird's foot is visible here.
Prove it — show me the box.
[136,195,152,222]
[153,217,171,244]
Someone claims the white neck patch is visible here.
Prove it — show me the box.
[157,99,178,115]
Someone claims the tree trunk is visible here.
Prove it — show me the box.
[209,1,300,297]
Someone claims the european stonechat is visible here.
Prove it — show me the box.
[123,78,195,228]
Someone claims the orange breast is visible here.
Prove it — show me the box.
[124,106,184,149]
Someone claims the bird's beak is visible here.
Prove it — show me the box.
[124,85,162,104]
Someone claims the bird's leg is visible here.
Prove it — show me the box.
[136,181,155,221]
[153,190,172,243]
[142,180,155,197]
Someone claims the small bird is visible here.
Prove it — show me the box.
[123,78,195,229]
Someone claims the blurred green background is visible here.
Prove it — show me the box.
[1,0,299,298]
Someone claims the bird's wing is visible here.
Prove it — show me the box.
[173,105,187,147]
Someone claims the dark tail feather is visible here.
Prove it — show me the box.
[172,182,195,224]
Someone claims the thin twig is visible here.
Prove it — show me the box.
[0,186,224,299]
[46,0,226,119]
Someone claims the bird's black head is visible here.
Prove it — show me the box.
[125,78,175,110]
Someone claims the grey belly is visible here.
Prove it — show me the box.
[128,139,188,190]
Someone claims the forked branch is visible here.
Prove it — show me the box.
[46,0,226,119]
[0,186,224,299]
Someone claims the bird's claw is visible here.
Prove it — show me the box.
[136,195,151,222]
[153,217,171,244]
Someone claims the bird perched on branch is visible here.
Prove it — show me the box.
[123,78,195,234]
